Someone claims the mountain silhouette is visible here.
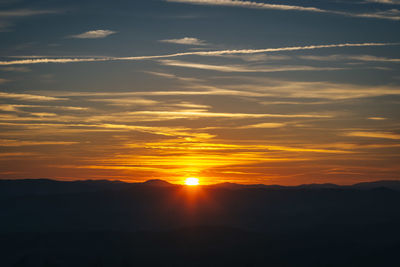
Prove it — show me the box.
[2,178,400,197]
[1,178,400,266]
[142,179,174,187]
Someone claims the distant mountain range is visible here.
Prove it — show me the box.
[1,178,400,267]
[1,178,400,196]
[210,180,400,191]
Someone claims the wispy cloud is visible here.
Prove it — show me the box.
[159,59,342,72]
[0,152,38,157]
[0,139,78,147]
[364,0,400,4]
[70,30,117,39]
[300,54,400,63]
[222,54,291,62]
[145,71,203,82]
[221,79,400,99]
[135,140,350,154]
[160,37,207,45]
[0,9,58,17]
[0,92,67,101]
[166,0,326,12]
[0,57,106,65]
[352,8,400,20]
[122,110,332,120]
[0,42,395,65]
[299,55,344,61]
[344,131,400,140]
[89,98,159,106]
[349,55,400,62]
[0,9,60,31]
[239,122,286,128]
[0,104,87,113]
[172,102,211,109]
[0,119,215,139]
[166,0,400,20]
[38,89,267,98]
[368,117,387,120]
[30,77,400,100]
[0,66,31,72]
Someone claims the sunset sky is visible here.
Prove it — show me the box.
[0,0,399,185]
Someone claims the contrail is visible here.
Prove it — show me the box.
[166,0,400,20]
[0,42,397,65]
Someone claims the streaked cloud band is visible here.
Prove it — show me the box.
[166,0,400,20]
[0,42,396,65]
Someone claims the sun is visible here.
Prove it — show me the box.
[184,177,199,186]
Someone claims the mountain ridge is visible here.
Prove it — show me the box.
[1,178,400,197]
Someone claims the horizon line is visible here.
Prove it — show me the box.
[1,177,399,187]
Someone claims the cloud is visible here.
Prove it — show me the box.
[344,131,400,140]
[166,0,325,12]
[239,122,286,128]
[0,119,215,139]
[349,55,400,63]
[89,98,159,106]
[172,102,211,109]
[365,0,400,4]
[0,9,60,31]
[262,145,352,154]
[166,0,400,20]
[279,83,400,99]
[352,8,400,20]
[0,21,12,31]
[223,54,291,62]
[300,54,400,63]
[0,66,31,72]
[0,139,78,146]
[0,9,58,17]
[160,37,207,45]
[98,124,215,138]
[299,55,344,61]
[0,42,395,65]
[31,77,400,100]
[159,59,342,72]
[0,57,106,65]
[0,104,19,112]
[144,71,203,82]
[0,152,38,157]
[122,110,332,120]
[38,89,267,98]
[259,100,329,105]
[368,117,387,120]
[135,140,350,154]
[0,92,67,101]
[0,104,88,113]
[70,30,117,39]
[221,79,400,99]
[320,142,400,150]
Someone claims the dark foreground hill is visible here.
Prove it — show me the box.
[1,179,400,266]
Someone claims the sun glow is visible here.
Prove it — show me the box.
[184,177,199,186]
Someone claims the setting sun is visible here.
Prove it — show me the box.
[184,177,199,186]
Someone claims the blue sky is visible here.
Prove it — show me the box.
[0,0,399,184]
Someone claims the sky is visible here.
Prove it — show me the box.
[0,0,399,185]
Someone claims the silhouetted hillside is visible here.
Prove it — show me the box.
[0,179,127,196]
[1,179,400,266]
[352,180,400,191]
[2,179,400,196]
[142,179,174,187]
